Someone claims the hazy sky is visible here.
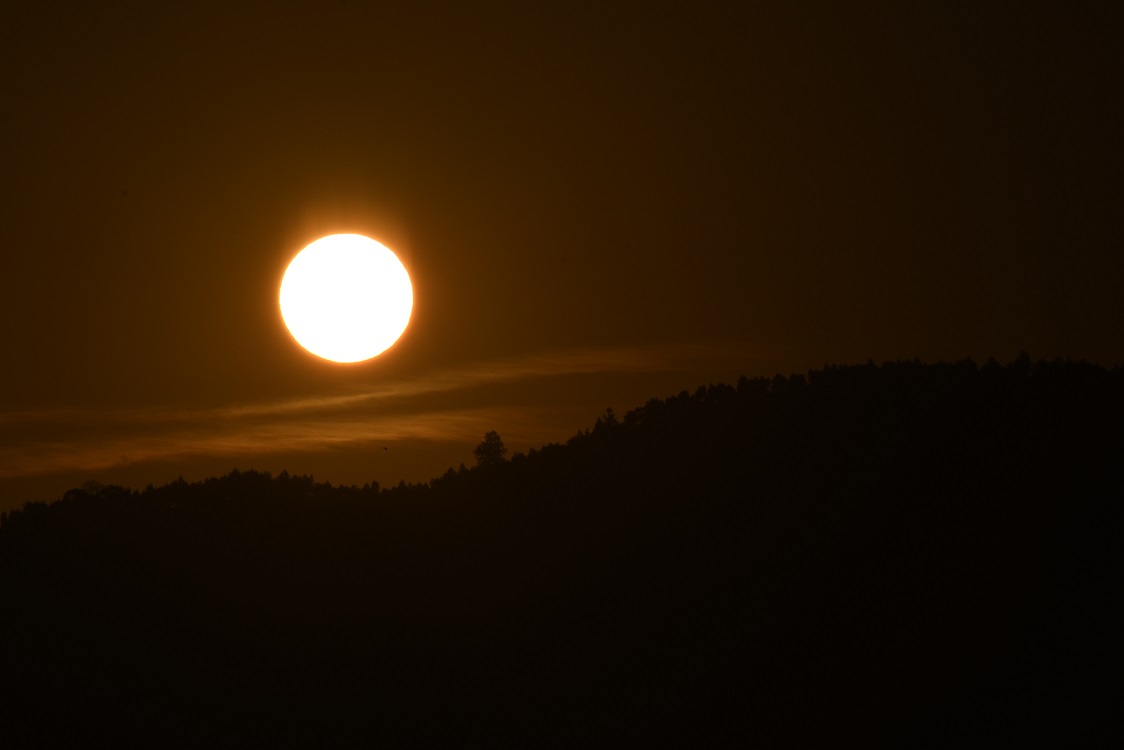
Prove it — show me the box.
[2,1,1120,509]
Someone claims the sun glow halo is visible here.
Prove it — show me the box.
[279,234,413,363]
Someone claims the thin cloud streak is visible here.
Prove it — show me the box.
[1,343,734,428]
[0,406,563,479]
[1,343,754,479]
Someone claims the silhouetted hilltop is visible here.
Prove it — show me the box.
[2,356,1121,747]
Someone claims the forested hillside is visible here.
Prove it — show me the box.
[2,357,1120,747]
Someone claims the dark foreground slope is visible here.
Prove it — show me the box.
[2,357,1121,747]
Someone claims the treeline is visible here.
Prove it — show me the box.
[1,355,1120,747]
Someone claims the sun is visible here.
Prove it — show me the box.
[279,234,413,363]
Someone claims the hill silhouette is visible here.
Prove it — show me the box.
[2,356,1120,747]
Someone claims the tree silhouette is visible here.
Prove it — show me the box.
[0,356,1120,747]
[593,406,618,432]
[473,430,507,467]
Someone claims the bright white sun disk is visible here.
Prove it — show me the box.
[279,234,413,363]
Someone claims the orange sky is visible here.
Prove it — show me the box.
[2,2,1120,510]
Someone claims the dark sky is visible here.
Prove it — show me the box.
[2,1,1121,509]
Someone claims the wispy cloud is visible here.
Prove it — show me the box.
[0,343,752,479]
[0,406,567,479]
